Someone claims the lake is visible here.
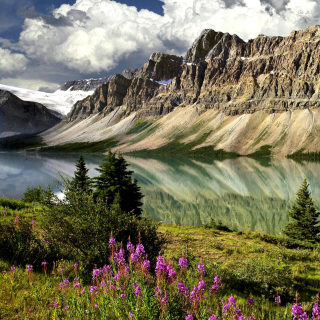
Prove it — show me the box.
[0,152,319,235]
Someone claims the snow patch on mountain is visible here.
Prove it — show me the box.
[0,84,93,116]
[156,79,173,85]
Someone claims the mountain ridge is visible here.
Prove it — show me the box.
[33,25,320,156]
[0,90,61,138]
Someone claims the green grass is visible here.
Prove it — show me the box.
[37,138,119,154]
[1,201,320,318]
[159,224,320,301]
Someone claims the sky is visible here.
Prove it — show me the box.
[0,0,320,92]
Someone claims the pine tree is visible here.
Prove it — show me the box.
[93,150,143,217]
[70,155,92,192]
[283,179,320,242]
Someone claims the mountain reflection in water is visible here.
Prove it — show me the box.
[0,153,319,235]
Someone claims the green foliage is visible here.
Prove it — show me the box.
[220,259,295,299]
[287,149,320,161]
[0,198,28,210]
[203,218,233,232]
[69,155,92,193]
[258,233,316,249]
[0,133,44,151]
[93,150,144,217]
[42,189,164,270]
[23,185,55,206]
[38,138,118,153]
[0,217,60,268]
[283,179,320,243]
[247,145,272,158]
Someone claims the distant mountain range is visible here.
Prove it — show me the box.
[3,25,320,156]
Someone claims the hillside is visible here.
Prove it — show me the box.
[0,90,61,138]
[41,25,320,156]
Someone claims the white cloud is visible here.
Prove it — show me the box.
[5,0,320,81]
[0,48,28,75]
[0,77,59,91]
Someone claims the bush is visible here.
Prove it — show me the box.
[23,185,54,205]
[0,217,60,268]
[0,198,28,210]
[203,218,233,232]
[220,259,295,300]
[259,234,316,250]
[41,189,165,270]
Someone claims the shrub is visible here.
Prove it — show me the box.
[0,217,60,268]
[259,234,316,250]
[221,259,295,300]
[41,190,165,271]
[23,185,54,205]
[0,198,28,210]
[203,218,233,232]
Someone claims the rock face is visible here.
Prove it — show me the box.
[66,53,183,122]
[44,25,320,156]
[60,77,113,91]
[69,25,320,122]
[122,68,139,79]
[184,29,226,63]
[0,90,61,138]
[66,75,132,122]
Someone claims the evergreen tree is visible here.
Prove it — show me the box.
[283,179,320,242]
[70,155,92,192]
[93,150,144,217]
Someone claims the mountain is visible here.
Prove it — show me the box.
[41,25,320,156]
[60,69,139,92]
[0,84,94,116]
[0,90,61,138]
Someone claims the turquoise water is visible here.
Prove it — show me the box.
[1,152,319,234]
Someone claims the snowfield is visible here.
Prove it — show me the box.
[0,84,94,117]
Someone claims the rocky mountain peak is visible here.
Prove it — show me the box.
[60,76,113,92]
[184,29,227,63]
[122,68,139,80]
[140,52,183,81]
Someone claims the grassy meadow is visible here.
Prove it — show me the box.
[1,197,320,319]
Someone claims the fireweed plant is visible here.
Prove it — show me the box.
[1,235,319,319]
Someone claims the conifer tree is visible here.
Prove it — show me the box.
[93,150,143,217]
[70,155,92,193]
[283,179,320,242]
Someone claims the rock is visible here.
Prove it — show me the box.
[60,76,113,91]
[0,90,61,137]
[65,74,132,122]
[184,29,226,63]
[64,25,320,123]
[122,68,139,79]
[140,52,183,81]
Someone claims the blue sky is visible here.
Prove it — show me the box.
[0,0,319,92]
[0,0,164,42]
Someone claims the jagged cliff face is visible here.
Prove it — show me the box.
[60,68,139,92]
[65,53,183,121]
[60,77,113,92]
[43,25,320,156]
[0,90,61,138]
